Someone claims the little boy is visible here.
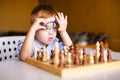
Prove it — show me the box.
[17,4,73,61]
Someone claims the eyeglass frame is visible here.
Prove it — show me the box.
[40,19,58,30]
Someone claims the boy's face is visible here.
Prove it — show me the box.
[36,17,57,45]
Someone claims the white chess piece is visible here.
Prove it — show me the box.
[104,50,108,62]
[63,46,68,61]
[79,49,83,63]
[67,52,72,64]
[42,46,47,62]
[53,42,59,65]
[96,41,100,58]
[33,45,37,59]
[89,51,94,64]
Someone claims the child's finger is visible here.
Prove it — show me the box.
[65,15,68,21]
[55,15,60,23]
[60,12,64,20]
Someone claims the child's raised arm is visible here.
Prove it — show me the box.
[55,12,73,46]
[20,18,46,61]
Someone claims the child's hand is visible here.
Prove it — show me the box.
[55,12,68,33]
[31,18,46,31]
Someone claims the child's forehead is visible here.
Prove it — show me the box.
[45,17,55,22]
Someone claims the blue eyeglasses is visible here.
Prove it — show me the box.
[40,20,57,30]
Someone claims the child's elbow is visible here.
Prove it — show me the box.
[19,56,26,61]
[19,53,27,61]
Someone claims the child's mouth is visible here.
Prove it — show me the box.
[48,37,53,41]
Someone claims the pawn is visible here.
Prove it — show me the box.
[41,51,47,62]
[94,54,99,64]
[107,49,112,62]
[104,50,108,62]
[67,52,72,65]
[89,51,94,64]
[99,53,104,62]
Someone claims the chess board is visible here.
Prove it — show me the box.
[25,58,120,77]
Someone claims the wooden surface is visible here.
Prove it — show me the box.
[25,58,120,77]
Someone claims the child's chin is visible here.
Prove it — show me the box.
[46,41,53,44]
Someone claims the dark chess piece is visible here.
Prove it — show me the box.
[58,50,64,68]
[82,48,87,65]
[107,49,112,62]
[83,48,86,55]
[82,52,87,65]
[37,51,40,60]
[69,45,75,59]
[74,45,80,65]
[74,45,79,53]
[99,41,104,62]
[50,50,55,59]
[74,53,80,65]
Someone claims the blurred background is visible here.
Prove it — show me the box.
[0,0,120,52]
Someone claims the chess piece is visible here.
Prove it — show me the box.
[95,42,100,63]
[107,49,112,62]
[89,51,94,64]
[94,54,99,64]
[74,53,80,65]
[63,46,68,62]
[67,52,72,64]
[33,46,37,59]
[63,46,68,56]
[83,48,86,55]
[82,48,87,65]
[41,46,47,62]
[69,45,75,59]
[58,50,64,68]
[54,42,59,55]
[53,42,59,65]
[74,45,79,53]
[96,41,100,59]
[73,45,80,65]
[37,51,41,60]
[79,49,83,64]
[99,41,104,62]
[104,50,108,62]
[83,53,87,65]
[50,50,54,59]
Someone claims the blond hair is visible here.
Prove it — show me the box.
[30,4,58,24]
